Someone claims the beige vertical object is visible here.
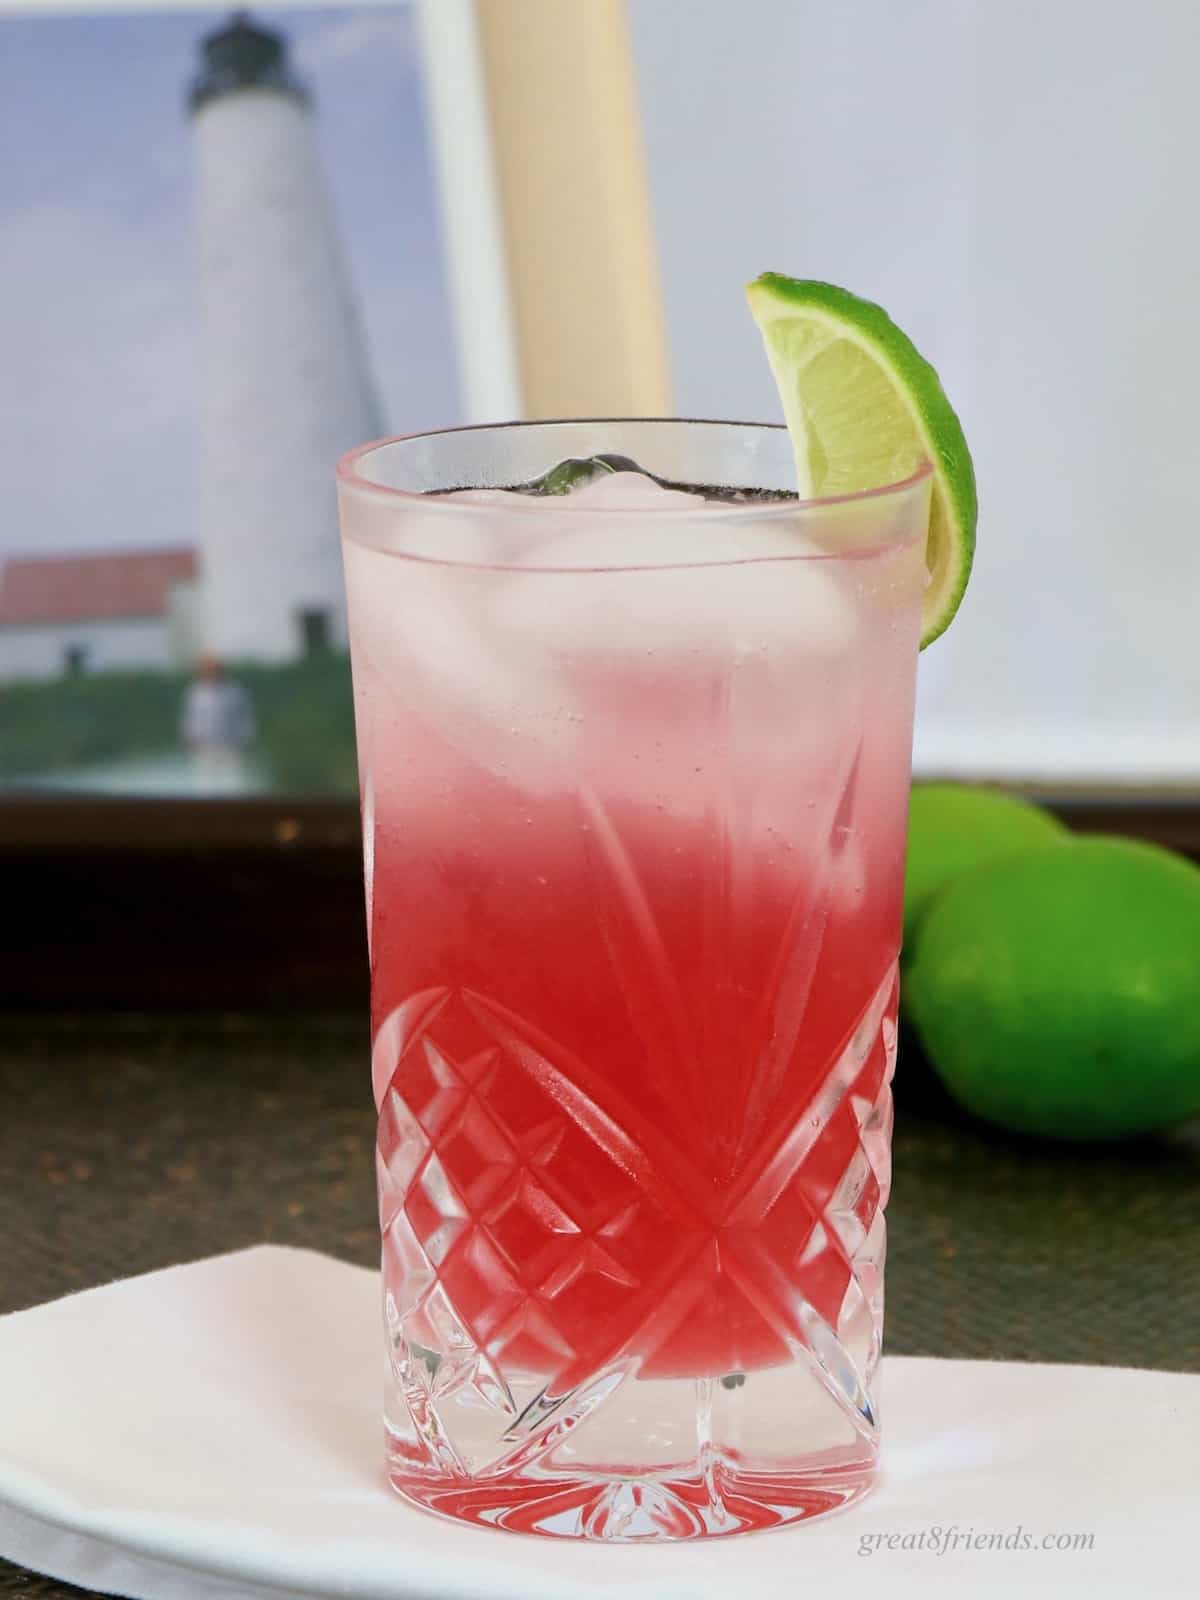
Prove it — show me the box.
[475,0,672,418]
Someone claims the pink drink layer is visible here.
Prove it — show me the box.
[345,480,923,1398]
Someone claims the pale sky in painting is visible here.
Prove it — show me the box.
[0,5,460,564]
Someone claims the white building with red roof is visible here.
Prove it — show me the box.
[0,548,199,681]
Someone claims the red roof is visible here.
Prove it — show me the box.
[0,549,197,626]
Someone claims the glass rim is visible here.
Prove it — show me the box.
[336,417,934,520]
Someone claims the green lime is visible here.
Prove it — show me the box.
[746,273,977,647]
[903,784,1068,954]
[905,837,1200,1140]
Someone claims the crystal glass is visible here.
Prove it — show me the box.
[336,420,931,1542]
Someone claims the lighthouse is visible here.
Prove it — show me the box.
[190,12,381,662]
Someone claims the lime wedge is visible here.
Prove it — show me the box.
[746,273,976,647]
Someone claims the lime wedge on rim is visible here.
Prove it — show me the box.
[746,273,976,647]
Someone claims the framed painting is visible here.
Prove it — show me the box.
[0,0,520,801]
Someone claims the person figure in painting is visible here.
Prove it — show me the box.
[179,655,256,792]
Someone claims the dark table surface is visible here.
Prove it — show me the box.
[3,1015,1199,1597]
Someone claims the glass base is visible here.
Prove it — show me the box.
[384,1360,878,1542]
[387,1459,875,1542]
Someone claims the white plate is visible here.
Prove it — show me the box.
[2,1248,1196,1599]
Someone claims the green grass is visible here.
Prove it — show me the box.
[243,653,358,793]
[0,653,358,795]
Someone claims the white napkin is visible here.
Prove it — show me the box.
[1,1248,1196,1599]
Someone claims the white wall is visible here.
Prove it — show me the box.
[0,617,171,682]
[628,0,1200,780]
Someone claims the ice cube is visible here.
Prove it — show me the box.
[437,488,530,505]
[404,475,704,566]
[562,470,708,513]
[487,509,867,829]
[343,534,583,794]
[397,491,548,566]
[347,468,867,814]
[514,453,654,495]
[515,473,744,575]
[500,514,861,664]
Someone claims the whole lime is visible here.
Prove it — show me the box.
[904,784,1067,953]
[904,836,1200,1140]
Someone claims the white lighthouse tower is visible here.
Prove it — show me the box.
[190,12,381,662]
